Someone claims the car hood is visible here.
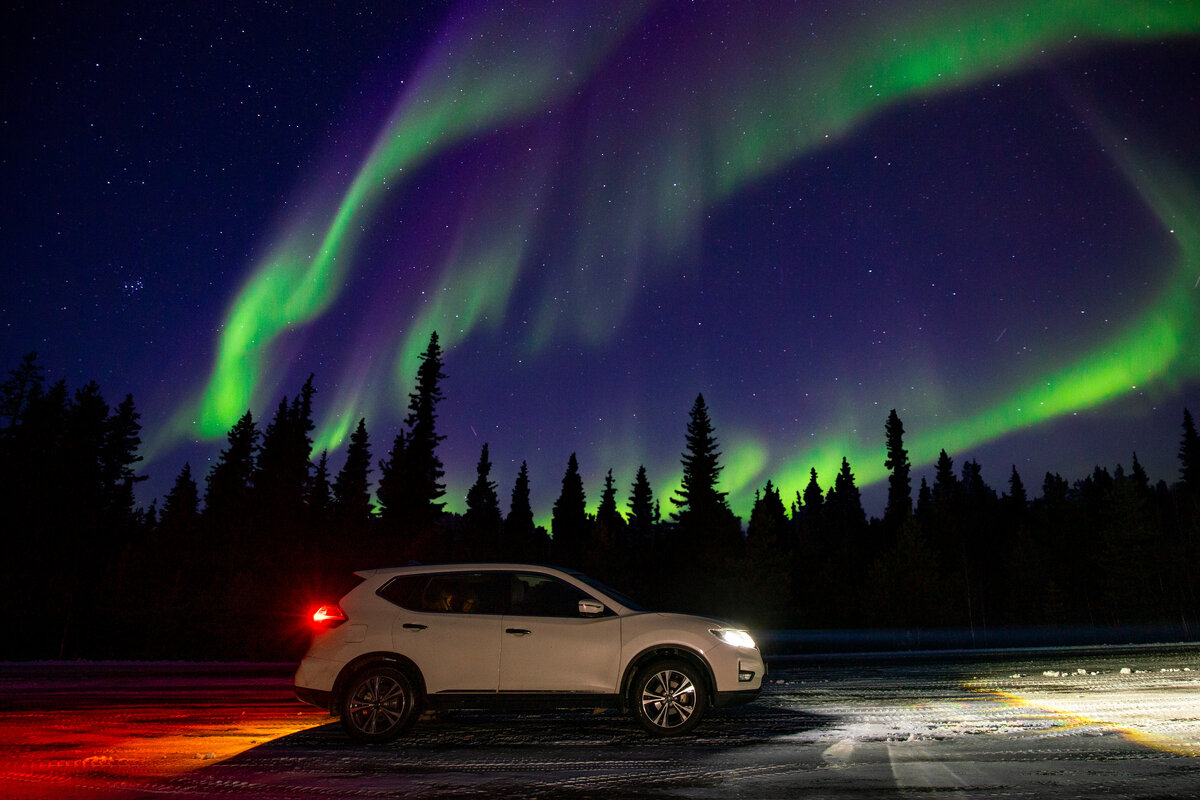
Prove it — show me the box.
[647,611,749,630]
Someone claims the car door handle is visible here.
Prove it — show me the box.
[505,628,531,636]
[402,623,427,631]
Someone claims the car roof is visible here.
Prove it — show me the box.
[354,562,572,578]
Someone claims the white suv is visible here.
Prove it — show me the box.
[294,563,765,741]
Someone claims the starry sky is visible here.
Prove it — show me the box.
[4,1,1199,522]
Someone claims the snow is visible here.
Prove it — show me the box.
[966,651,1200,759]
[2,644,1199,798]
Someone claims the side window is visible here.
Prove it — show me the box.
[376,575,425,610]
[508,572,601,618]
[415,572,506,614]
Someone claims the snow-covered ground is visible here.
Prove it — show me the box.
[2,644,1198,798]
[967,656,1200,759]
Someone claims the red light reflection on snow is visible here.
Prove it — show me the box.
[0,664,328,799]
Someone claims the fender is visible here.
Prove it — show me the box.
[619,645,715,713]
[332,651,427,709]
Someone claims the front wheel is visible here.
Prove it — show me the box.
[339,664,418,743]
[632,659,708,736]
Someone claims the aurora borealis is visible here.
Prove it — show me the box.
[5,1,1199,520]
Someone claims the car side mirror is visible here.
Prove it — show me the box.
[578,599,605,617]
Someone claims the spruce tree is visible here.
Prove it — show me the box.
[916,477,932,517]
[333,418,373,526]
[9,378,69,526]
[960,459,992,501]
[958,458,998,632]
[64,381,109,512]
[802,468,823,520]
[162,463,200,527]
[591,468,627,579]
[204,411,259,522]
[57,381,114,656]
[793,468,825,619]
[502,460,537,560]
[747,480,787,544]
[101,393,145,528]
[1181,408,1199,491]
[405,332,448,514]
[667,394,740,612]
[256,376,316,520]
[808,458,868,627]
[1005,465,1028,519]
[551,453,588,567]
[627,465,657,538]
[294,375,317,442]
[0,352,45,431]
[596,469,624,531]
[1008,466,1027,506]
[465,444,500,520]
[671,393,727,520]
[742,480,792,626]
[0,356,55,544]
[932,449,957,504]
[158,462,202,575]
[1130,452,1150,496]
[382,332,448,534]
[825,457,866,534]
[142,461,203,654]
[308,451,333,525]
[375,431,407,522]
[464,443,502,557]
[883,409,912,524]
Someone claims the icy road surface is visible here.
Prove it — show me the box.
[2,644,1199,799]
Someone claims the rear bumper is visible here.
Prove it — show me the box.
[294,685,334,711]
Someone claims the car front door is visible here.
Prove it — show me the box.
[498,571,622,694]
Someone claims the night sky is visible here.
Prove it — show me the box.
[5,1,1199,521]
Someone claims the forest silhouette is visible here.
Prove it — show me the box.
[2,338,1198,661]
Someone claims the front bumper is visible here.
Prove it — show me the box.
[713,686,762,707]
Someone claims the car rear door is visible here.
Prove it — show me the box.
[384,572,504,694]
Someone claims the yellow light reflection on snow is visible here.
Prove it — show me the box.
[972,674,1200,758]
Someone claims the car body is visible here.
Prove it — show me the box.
[294,563,765,740]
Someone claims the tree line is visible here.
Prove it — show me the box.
[2,337,1198,660]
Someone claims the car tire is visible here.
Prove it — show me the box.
[339,664,419,743]
[632,658,708,736]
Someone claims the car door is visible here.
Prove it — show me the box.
[498,571,622,693]
[385,572,504,694]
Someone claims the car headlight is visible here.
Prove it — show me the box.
[710,628,756,649]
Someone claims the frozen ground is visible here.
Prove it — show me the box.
[2,644,1198,799]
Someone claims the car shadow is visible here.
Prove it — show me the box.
[144,705,834,800]
[271,702,831,750]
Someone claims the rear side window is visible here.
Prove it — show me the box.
[376,575,425,610]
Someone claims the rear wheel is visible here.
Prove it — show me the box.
[632,659,708,736]
[339,664,418,743]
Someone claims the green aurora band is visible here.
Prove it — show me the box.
[170,1,653,440]
[170,1,1200,518]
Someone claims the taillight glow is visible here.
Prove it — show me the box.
[312,604,347,628]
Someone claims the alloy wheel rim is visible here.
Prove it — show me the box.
[349,675,406,734]
[640,669,697,728]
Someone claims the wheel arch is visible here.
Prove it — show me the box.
[332,651,427,711]
[619,645,715,712]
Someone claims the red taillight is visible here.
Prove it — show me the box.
[312,604,347,628]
